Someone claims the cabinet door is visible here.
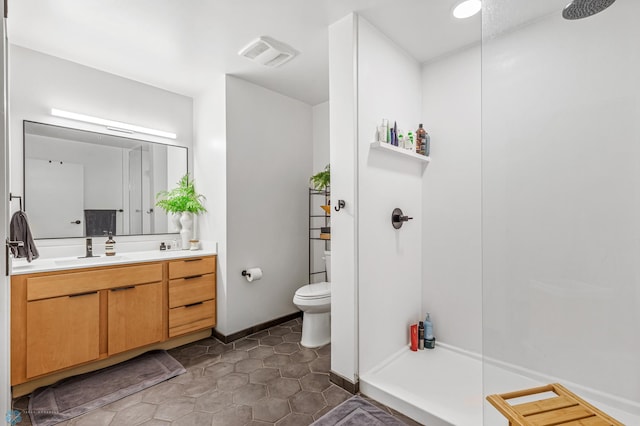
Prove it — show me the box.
[108,282,163,355]
[26,292,99,378]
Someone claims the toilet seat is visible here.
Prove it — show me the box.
[295,282,330,299]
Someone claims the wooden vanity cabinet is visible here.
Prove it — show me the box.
[11,255,217,390]
[168,257,216,337]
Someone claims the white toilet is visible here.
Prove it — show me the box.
[293,251,331,348]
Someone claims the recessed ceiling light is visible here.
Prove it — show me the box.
[452,0,481,19]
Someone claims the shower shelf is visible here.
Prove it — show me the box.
[370,141,431,163]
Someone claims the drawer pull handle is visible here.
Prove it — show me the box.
[183,258,202,263]
[111,286,135,292]
[184,275,203,280]
[69,291,98,298]
[185,302,204,308]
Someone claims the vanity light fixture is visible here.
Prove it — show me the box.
[452,0,481,19]
[50,109,177,139]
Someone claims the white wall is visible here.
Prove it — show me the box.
[329,14,358,383]
[9,45,193,221]
[27,135,124,210]
[357,16,423,375]
[421,46,482,354]
[483,0,640,406]
[193,78,229,333]
[225,75,312,334]
[312,101,330,173]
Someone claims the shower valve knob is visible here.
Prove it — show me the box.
[391,208,412,229]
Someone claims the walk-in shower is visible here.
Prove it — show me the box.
[357,0,640,424]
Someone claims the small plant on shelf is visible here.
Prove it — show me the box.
[155,173,207,214]
[310,164,330,191]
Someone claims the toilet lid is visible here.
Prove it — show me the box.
[296,282,330,299]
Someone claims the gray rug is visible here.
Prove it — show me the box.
[28,350,186,426]
[312,395,407,426]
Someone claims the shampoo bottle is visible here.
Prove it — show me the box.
[393,121,398,146]
[424,131,431,156]
[410,324,418,351]
[406,132,415,151]
[416,124,426,155]
[424,313,435,349]
[418,321,425,350]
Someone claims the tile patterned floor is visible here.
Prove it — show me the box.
[13,318,421,425]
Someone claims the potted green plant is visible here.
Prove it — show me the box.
[310,164,330,191]
[156,173,206,249]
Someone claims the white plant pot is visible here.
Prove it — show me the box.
[179,212,194,250]
[171,213,182,233]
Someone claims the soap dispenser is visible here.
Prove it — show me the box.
[105,232,116,256]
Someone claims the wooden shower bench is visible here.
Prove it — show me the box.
[486,383,624,425]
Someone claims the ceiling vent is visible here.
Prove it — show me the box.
[238,36,298,68]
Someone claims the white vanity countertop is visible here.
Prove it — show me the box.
[11,248,217,275]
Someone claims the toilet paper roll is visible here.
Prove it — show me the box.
[245,267,262,282]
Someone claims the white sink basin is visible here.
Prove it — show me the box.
[54,255,129,266]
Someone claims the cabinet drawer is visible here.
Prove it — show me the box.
[169,256,215,280]
[27,263,162,301]
[169,274,215,308]
[169,300,216,337]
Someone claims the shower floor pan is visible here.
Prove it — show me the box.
[359,344,640,425]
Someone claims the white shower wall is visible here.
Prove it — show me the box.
[483,0,640,407]
[421,46,482,354]
[356,16,423,375]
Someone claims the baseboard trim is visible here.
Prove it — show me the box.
[212,311,302,344]
[330,370,359,394]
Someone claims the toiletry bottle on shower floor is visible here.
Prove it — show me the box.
[424,313,435,349]
[410,324,418,351]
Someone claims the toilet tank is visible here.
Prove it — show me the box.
[324,251,331,282]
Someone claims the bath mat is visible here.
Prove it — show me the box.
[312,395,407,426]
[27,350,185,426]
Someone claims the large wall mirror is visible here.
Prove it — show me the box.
[24,121,188,239]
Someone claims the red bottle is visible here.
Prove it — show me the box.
[410,324,418,351]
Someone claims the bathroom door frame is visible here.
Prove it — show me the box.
[1,1,11,420]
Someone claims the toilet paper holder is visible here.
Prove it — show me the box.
[242,267,263,282]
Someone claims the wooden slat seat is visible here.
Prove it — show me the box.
[486,383,624,426]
